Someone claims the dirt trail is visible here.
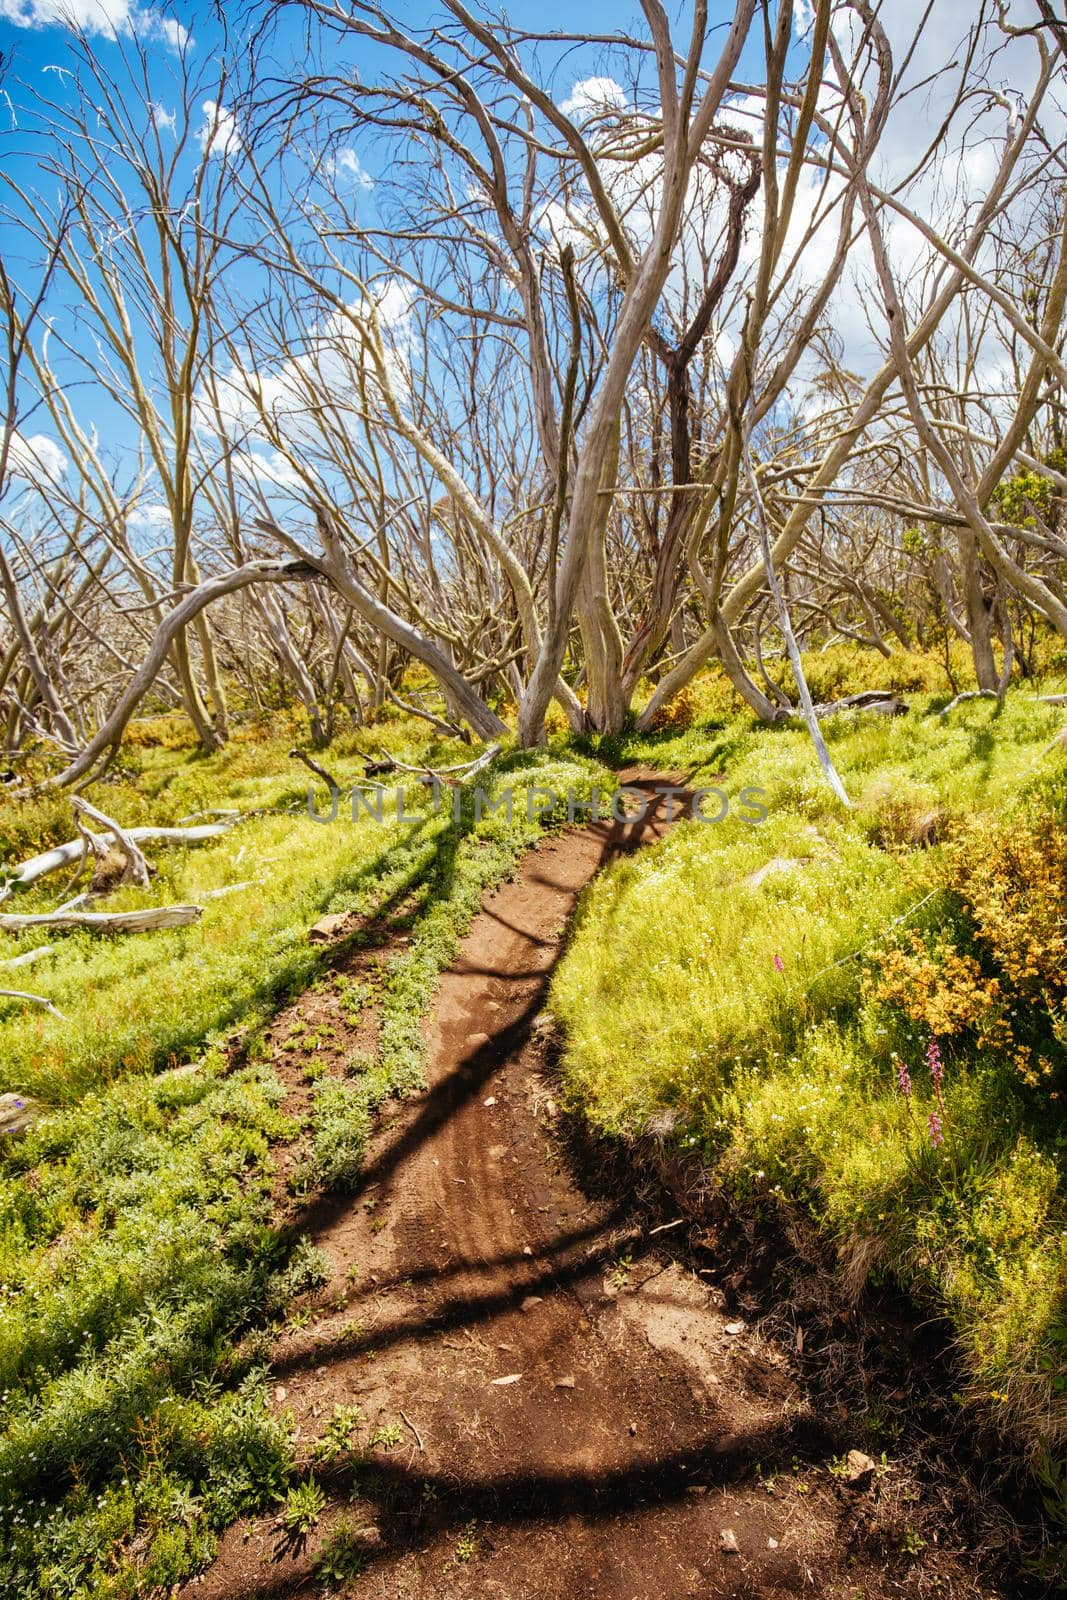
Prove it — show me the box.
[184,780,996,1600]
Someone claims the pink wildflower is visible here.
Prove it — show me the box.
[927,1036,946,1119]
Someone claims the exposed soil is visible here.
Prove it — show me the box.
[183,779,1010,1600]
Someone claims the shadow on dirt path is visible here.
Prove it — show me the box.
[182,775,1001,1600]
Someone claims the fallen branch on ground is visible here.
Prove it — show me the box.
[803,889,940,990]
[429,741,502,781]
[0,944,55,969]
[352,746,398,777]
[289,749,340,791]
[0,905,202,934]
[358,741,502,788]
[71,796,150,888]
[938,689,999,717]
[4,822,236,896]
[0,988,65,1019]
[399,1409,424,1450]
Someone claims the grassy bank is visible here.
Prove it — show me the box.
[551,691,1067,1509]
[3,661,1066,1592]
[0,720,458,1105]
[0,729,608,1598]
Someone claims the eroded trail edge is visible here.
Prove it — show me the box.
[185,779,993,1600]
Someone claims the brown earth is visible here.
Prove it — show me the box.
[182,780,1006,1600]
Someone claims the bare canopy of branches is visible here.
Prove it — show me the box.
[0,0,1063,780]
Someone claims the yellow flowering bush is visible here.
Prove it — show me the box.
[865,934,1011,1047]
[868,811,1065,1090]
[948,813,1067,1002]
[649,683,697,731]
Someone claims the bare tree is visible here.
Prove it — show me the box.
[0,0,1063,791]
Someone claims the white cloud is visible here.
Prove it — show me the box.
[373,278,414,334]
[534,197,599,255]
[6,431,68,484]
[716,91,764,134]
[149,12,187,49]
[232,448,306,493]
[129,501,171,529]
[201,283,420,494]
[0,0,188,48]
[0,0,130,29]
[333,147,374,189]
[198,100,240,160]
[560,76,628,121]
[712,327,736,368]
[793,0,816,37]
[151,100,176,132]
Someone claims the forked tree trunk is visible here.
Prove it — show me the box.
[956,529,999,690]
[172,628,224,753]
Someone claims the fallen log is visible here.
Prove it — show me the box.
[71,796,150,888]
[813,692,908,718]
[4,823,234,895]
[0,988,65,1019]
[0,905,202,934]
[0,944,55,969]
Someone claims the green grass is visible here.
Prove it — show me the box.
[552,690,1067,1477]
[4,668,1066,1590]
[554,815,907,1132]
[0,727,611,1598]
[0,723,472,1104]
[0,1054,303,1598]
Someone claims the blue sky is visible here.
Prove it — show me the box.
[2,0,1049,510]
[0,1,783,495]
[0,2,753,98]
[0,3,778,197]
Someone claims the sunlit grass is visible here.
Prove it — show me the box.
[0,729,611,1599]
[0,723,484,1102]
[2,678,1065,1589]
[553,690,1067,1465]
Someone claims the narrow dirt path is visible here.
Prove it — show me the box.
[185,780,995,1600]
